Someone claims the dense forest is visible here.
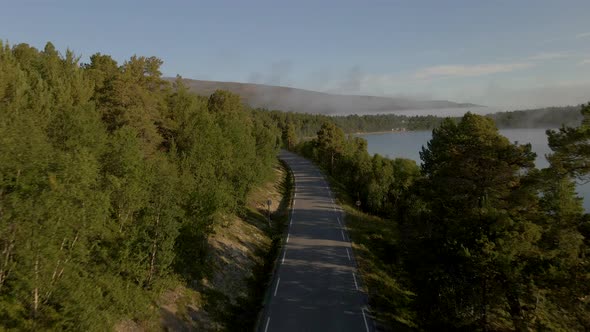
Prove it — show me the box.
[487,106,582,128]
[293,107,590,330]
[262,105,582,139]
[0,41,280,330]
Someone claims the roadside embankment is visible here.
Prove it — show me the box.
[118,160,292,331]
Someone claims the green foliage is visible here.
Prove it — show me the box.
[406,113,588,331]
[316,122,345,173]
[282,121,297,150]
[407,113,542,330]
[0,41,279,330]
[547,103,590,181]
[296,122,421,219]
[489,105,582,129]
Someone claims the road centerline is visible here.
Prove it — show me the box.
[274,278,281,297]
[362,309,369,332]
[264,317,271,332]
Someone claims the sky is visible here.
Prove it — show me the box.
[2,0,590,109]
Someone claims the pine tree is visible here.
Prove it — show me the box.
[282,122,297,150]
[407,113,541,330]
[316,122,345,174]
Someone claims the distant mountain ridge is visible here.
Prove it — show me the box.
[170,78,481,115]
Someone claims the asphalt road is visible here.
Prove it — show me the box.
[258,150,372,332]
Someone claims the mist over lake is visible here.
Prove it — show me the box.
[360,128,590,210]
[384,106,501,117]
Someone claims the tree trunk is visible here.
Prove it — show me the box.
[480,277,488,331]
[146,214,160,287]
[0,223,16,291]
[33,256,39,320]
[330,152,335,174]
[506,288,526,332]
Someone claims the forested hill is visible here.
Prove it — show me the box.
[261,105,583,140]
[172,77,480,115]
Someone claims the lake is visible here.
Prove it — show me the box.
[360,128,590,210]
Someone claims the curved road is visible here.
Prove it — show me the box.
[259,150,372,332]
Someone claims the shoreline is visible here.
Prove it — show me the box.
[351,126,556,136]
[304,126,555,140]
[351,130,409,135]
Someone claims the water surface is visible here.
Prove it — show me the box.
[360,129,589,210]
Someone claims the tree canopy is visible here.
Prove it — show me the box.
[0,41,279,330]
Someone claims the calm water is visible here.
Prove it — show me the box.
[361,129,590,210]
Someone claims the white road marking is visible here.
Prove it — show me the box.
[361,308,369,332]
[291,198,296,227]
[282,250,286,264]
[286,233,290,243]
[352,273,359,290]
[341,230,346,241]
[274,278,281,296]
[346,248,351,261]
[337,217,341,226]
[264,317,271,332]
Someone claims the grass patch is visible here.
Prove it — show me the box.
[323,172,417,331]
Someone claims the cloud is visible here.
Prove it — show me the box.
[414,62,534,79]
[580,59,590,65]
[413,51,572,82]
[575,32,590,39]
[527,52,570,61]
[474,80,590,109]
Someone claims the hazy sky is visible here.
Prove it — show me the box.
[2,0,590,109]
